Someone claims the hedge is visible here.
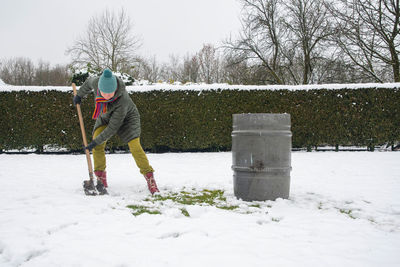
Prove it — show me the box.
[0,87,399,153]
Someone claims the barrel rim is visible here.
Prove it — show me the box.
[232,165,292,172]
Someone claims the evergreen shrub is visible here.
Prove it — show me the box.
[0,87,398,152]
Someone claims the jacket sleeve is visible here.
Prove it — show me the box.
[77,77,96,98]
[93,105,129,145]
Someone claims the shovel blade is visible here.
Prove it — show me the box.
[83,180,97,196]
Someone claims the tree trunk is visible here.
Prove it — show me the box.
[390,45,400,82]
[303,53,311,84]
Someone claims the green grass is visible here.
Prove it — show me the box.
[127,205,161,216]
[127,189,265,217]
[338,208,356,219]
[152,189,226,206]
[216,205,239,210]
[180,208,190,217]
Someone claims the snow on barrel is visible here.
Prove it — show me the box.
[232,113,292,201]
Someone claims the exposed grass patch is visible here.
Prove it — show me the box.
[127,205,161,216]
[180,208,190,217]
[152,189,226,206]
[127,189,267,217]
[217,205,240,210]
[338,208,356,219]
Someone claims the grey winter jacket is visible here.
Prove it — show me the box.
[77,76,141,145]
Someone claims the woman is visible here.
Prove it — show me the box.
[73,69,159,195]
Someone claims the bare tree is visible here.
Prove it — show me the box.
[225,0,286,84]
[222,52,253,84]
[160,54,183,83]
[0,57,35,85]
[49,65,71,85]
[225,0,337,85]
[66,8,141,72]
[139,56,161,83]
[329,0,400,82]
[0,57,70,85]
[182,53,200,83]
[283,0,334,84]
[34,60,51,86]
[35,62,70,86]
[197,44,222,83]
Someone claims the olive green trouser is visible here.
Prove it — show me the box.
[92,125,154,175]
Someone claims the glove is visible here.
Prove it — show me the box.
[73,95,82,105]
[85,141,97,152]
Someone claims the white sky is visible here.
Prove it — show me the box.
[0,0,242,65]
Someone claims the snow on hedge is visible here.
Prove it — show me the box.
[0,82,400,92]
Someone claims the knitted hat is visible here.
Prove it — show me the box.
[98,69,117,93]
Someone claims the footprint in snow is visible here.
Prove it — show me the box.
[158,232,182,239]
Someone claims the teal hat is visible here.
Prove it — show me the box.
[98,69,117,93]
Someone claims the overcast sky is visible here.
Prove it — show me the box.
[0,0,242,66]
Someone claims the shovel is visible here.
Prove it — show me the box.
[72,83,97,195]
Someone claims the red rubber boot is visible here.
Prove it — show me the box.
[94,170,108,188]
[143,172,160,195]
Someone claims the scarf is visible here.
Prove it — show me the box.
[92,89,118,119]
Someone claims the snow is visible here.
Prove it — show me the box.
[0,82,399,92]
[0,151,399,266]
[0,78,6,86]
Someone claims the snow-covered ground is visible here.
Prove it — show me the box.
[0,152,399,267]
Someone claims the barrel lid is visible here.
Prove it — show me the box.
[233,113,291,131]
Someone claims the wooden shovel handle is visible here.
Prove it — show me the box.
[72,83,94,181]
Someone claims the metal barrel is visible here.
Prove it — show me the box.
[232,113,292,201]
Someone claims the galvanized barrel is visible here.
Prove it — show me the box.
[232,113,292,201]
